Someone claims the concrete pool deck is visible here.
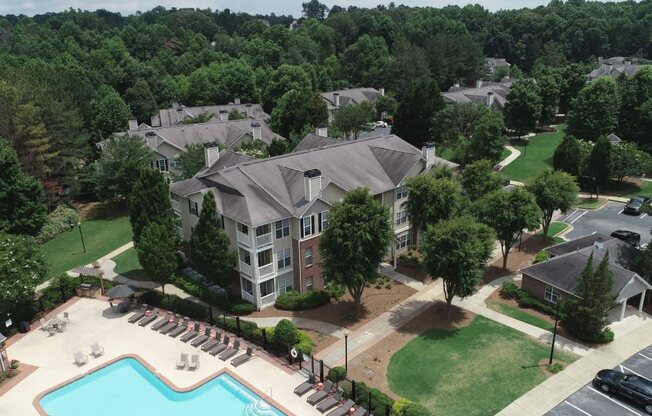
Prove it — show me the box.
[0,298,323,416]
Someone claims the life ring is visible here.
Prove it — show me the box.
[290,348,298,358]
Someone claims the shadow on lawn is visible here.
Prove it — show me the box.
[388,300,470,336]
[82,200,129,220]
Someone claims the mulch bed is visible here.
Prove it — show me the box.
[482,235,556,284]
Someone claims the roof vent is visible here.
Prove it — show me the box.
[594,239,605,250]
[145,131,156,137]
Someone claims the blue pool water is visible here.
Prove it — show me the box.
[39,357,285,416]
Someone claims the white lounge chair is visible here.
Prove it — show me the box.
[39,318,48,330]
[90,342,105,357]
[176,353,189,369]
[74,351,88,366]
[188,354,200,370]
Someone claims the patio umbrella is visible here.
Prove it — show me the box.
[105,284,135,299]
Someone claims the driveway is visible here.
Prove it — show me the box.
[560,201,652,245]
[546,345,652,416]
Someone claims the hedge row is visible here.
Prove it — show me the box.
[275,290,330,310]
[500,282,563,319]
[344,380,395,416]
[169,274,256,315]
[37,205,79,243]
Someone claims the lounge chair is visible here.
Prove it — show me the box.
[231,346,254,367]
[316,388,344,412]
[191,327,212,347]
[307,380,334,405]
[294,373,317,396]
[39,318,48,330]
[158,317,179,334]
[90,342,105,357]
[168,320,189,338]
[128,305,148,323]
[209,335,231,356]
[353,406,368,416]
[219,339,241,361]
[47,325,57,336]
[150,313,171,330]
[74,351,88,366]
[188,353,200,370]
[325,400,356,416]
[138,308,159,327]
[176,353,188,369]
[180,322,200,342]
[201,331,222,352]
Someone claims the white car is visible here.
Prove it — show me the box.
[375,120,389,128]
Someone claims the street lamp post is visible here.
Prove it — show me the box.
[344,334,348,371]
[71,222,86,254]
[549,300,561,365]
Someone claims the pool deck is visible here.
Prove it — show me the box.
[0,298,323,416]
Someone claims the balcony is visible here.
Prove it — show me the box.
[260,292,276,307]
[258,263,274,277]
[237,231,251,247]
[255,232,272,247]
[239,261,253,277]
[171,199,180,213]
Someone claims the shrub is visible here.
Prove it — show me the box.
[229,302,256,314]
[500,281,520,299]
[327,366,347,382]
[140,291,209,321]
[500,281,564,319]
[398,248,424,270]
[324,282,345,299]
[296,330,314,355]
[547,363,564,373]
[391,399,431,416]
[170,274,255,315]
[275,290,330,310]
[272,319,299,346]
[533,250,550,264]
[37,205,79,243]
[348,381,394,415]
[10,360,19,370]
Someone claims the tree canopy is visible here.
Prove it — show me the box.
[403,175,461,237]
[527,170,579,236]
[137,223,177,293]
[331,101,374,140]
[129,168,177,245]
[566,78,620,142]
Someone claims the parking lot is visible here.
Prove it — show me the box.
[546,345,652,415]
[560,201,652,245]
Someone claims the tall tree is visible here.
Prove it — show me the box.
[129,167,176,245]
[189,192,236,287]
[137,223,177,293]
[504,78,542,137]
[320,188,393,315]
[535,73,561,126]
[271,90,328,139]
[559,64,588,114]
[420,216,495,315]
[91,88,131,142]
[431,102,488,146]
[473,187,541,270]
[472,111,507,164]
[587,136,613,199]
[94,135,154,200]
[611,142,652,182]
[341,35,391,87]
[392,76,444,148]
[618,67,652,149]
[124,79,157,124]
[263,65,312,113]
[527,170,579,236]
[563,252,615,343]
[0,139,47,236]
[553,134,584,177]
[302,0,329,19]
[566,77,620,141]
[174,143,206,180]
[460,159,505,201]
[332,102,374,140]
[403,175,461,238]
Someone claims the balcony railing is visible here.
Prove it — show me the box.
[260,292,276,307]
[237,231,251,247]
[171,199,180,212]
[239,261,253,277]
[241,291,255,304]
[255,232,272,247]
[258,263,274,277]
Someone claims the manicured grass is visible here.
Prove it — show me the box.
[485,298,554,332]
[112,247,151,281]
[536,222,568,243]
[42,216,133,279]
[574,197,606,209]
[501,125,566,184]
[387,316,576,416]
[437,147,511,165]
[624,181,652,198]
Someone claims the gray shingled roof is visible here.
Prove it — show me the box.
[195,150,257,178]
[546,233,612,257]
[154,103,270,127]
[588,64,648,80]
[293,134,339,152]
[443,81,512,110]
[321,88,380,111]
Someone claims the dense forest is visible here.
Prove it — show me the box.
[0,0,651,204]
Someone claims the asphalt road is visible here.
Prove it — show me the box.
[546,345,652,416]
[560,201,652,245]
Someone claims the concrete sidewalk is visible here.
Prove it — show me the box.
[246,317,351,339]
[497,145,521,169]
[379,264,424,290]
[498,320,652,416]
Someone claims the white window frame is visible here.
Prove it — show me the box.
[306,276,314,292]
[239,248,251,265]
[544,285,560,304]
[395,210,409,225]
[257,249,273,267]
[189,200,199,216]
[260,279,274,297]
[276,273,293,296]
[277,248,291,270]
[256,223,271,237]
[396,233,411,250]
[396,184,408,200]
[156,158,168,172]
[275,219,290,239]
[302,216,313,237]
[321,210,329,231]
[304,247,313,267]
[169,158,181,170]
[241,276,253,296]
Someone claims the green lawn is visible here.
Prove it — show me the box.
[485,299,554,332]
[112,247,151,281]
[501,125,566,184]
[536,221,568,243]
[387,316,576,416]
[42,216,133,279]
[574,197,606,209]
[437,147,511,165]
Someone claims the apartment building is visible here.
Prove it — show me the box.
[321,87,384,122]
[170,134,458,310]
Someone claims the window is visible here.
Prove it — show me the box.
[304,247,313,267]
[306,276,314,291]
[260,279,274,297]
[241,277,253,296]
[256,223,271,236]
[320,211,329,231]
[237,223,248,234]
[169,158,181,170]
[277,248,291,269]
[275,219,290,239]
[396,233,411,250]
[189,200,199,216]
[156,159,168,172]
[276,273,293,296]
[257,249,272,267]
[544,285,560,304]
[239,248,251,265]
[396,184,408,200]
[395,210,409,225]
[302,216,314,237]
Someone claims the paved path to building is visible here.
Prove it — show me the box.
[379,264,424,290]
[498,145,521,169]
[246,317,351,339]
[498,320,652,416]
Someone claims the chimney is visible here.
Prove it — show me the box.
[594,238,605,250]
[487,91,495,108]
[316,124,328,137]
[251,122,262,141]
[145,131,157,149]
[176,108,185,123]
[422,142,436,169]
[245,103,253,117]
[453,82,460,88]
[234,98,241,105]
[379,87,385,97]
[204,142,220,167]
[476,80,483,88]
[598,56,604,65]
[219,110,228,122]
[333,92,340,107]
[303,169,322,202]
[128,119,138,131]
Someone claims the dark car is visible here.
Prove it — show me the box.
[624,196,650,215]
[611,230,641,246]
[593,369,652,413]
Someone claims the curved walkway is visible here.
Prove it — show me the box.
[497,145,521,169]
[245,317,350,339]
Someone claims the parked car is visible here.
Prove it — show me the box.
[610,230,641,246]
[593,369,652,414]
[624,196,650,215]
[374,120,389,128]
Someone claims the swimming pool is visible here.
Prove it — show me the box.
[39,357,285,416]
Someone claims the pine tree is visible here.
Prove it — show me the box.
[129,168,176,245]
[587,136,613,199]
[189,192,236,286]
[137,223,177,293]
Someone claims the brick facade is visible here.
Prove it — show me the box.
[291,235,325,293]
[521,274,570,304]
